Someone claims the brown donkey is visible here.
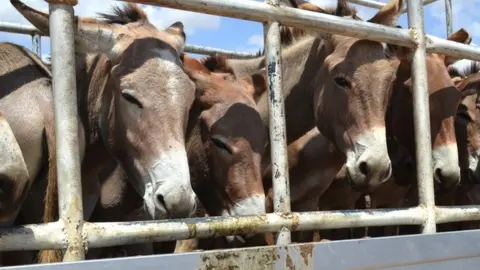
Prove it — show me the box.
[87,55,269,257]
[227,0,406,197]
[12,1,198,262]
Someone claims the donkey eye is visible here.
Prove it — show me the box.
[334,76,351,89]
[211,135,233,155]
[121,89,143,108]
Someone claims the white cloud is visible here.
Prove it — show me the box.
[0,0,221,53]
[427,0,480,40]
[247,34,264,47]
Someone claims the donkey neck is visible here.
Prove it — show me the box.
[74,53,114,170]
[229,36,327,145]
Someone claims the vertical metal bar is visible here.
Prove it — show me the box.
[48,1,85,261]
[445,0,453,36]
[264,0,291,245]
[406,0,436,234]
[32,34,41,57]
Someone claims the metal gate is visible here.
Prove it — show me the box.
[2,0,480,269]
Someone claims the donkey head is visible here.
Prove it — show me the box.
[183,54,268,219]
[12,1,197,219]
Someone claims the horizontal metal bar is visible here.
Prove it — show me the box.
[118,0,480,63]
[184,44,258,58]
[3,206,480,251]
[436,206,480,224]
[0,221,65,251]
[0,22,41,35]
[0,22,256,58]
[347,0,386,9]
[348,0,439,14]
[427,35,480,62]
[120,0,415,48]
[0,208,423,250]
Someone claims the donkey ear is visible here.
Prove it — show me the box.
[250,73,268,101]
[444,28,472,66]
[11,0,131,61]
[456,73,480,98]
[165,21,187,54]
[182,54,210,81]
[368,0,403,26]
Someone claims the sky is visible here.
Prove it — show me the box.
[0,0,479,62]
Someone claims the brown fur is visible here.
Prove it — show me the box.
[13,1,198,263]
[38,117,61,263]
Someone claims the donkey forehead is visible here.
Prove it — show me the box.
[124,25,183,52]
[327,41,393,74]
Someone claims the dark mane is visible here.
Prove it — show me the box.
[448,61,480,78]
[277,0,359,48]
[97,3,149,25]
[201,54,236,74]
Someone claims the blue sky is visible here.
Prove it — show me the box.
[0,0,479,61]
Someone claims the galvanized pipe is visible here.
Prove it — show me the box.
[427,36,480,62]
[406,0,436,234]
[32,34,41,57]
[444,0,453,36]
[0,208,424,251]
[347,0,385,9]
[117,0,480,62]
[0,22,41,35]
[7,205,480,250]
[0,222,65,251]
[347,0,439,12]
[436,206,480,224]
[82,208,426,248]
[184,44,258,58]
[118,0,415,48]
[0,22,257,58]
[264,0,291,246]
[48,2,85,261]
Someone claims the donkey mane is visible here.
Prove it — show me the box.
[97,3,149,25]
[201,54,236,74]
[448,61,480,78]
[279,1,358,47]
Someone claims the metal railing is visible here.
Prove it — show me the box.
[1,0,480,266]
[0,22,259,60]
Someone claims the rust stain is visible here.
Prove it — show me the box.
[299,244,313,266]
[286,253,294,270]
[199,247,278,270]
[187,223,197,238]
[207,215,267,236]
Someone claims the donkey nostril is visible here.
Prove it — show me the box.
[359,161,369,176]
[435,168,442,182]
[156,194,166,208]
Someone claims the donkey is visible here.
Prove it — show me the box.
[171,54,270,252]
[12,1,198,263]
[81,54,269,258]
[0,111,29,224]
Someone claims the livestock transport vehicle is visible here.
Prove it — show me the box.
[2,0,480,269]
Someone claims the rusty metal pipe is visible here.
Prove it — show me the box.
[406,0,436,234]
[48,2,85,261]
[264,0,291,246]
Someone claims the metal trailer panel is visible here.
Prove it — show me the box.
[3,229,480,270]
[48,2,85,261]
